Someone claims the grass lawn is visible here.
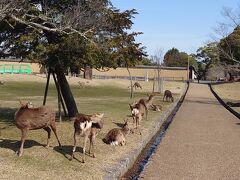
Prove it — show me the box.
[212,82,240,113]
[0,75,185,179]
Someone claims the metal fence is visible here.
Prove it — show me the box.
[76,74,185,81]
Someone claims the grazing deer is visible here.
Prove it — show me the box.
[132,82,142,90]
[71,113,104,163]
[163,90,174,102]
[138,94,155,120]
[104,119,131,146]
[15,101,61,157]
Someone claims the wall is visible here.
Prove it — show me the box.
[92,67,188,80]
[0,60,188,80]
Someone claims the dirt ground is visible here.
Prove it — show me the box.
[0,74,184,179]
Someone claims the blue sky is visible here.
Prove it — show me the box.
[111,0,239,56]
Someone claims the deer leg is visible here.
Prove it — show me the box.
[50,123,61,147]
[70,132,77,160]
[132,115,135,124]
[89,135,96,158]
[146,110,148,121]
[43,127,51,148]
[18,129,28,157]
[82,136,88,163]
[135,116,138,129]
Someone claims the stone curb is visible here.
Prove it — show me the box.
[209,83,240,119]
[104,82,190,180]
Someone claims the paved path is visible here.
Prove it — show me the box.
[140,83,240,180]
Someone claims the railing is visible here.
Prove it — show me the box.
[76,74,185,81]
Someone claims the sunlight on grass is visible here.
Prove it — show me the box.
[0,78,184,179]
[213,82,240,113]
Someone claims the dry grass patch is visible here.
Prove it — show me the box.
[213,82,240,113]
[0,75,185,179]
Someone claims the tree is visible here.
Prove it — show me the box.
[0,0,145,116]
[110,32,146,98]
[210,5,240,81]
[163,48,180,67]
[219,26,240,64]
[211,6,240,64]
[163,48,197,67]
[138,57,157,66]
[196,42,220,80]
[151,48,164,93]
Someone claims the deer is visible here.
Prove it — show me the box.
[149,104,162,111]
[138,94,155,120]
[15,101,61,157]
[70,113,104,163]
[129,102,145,135]
[132,82,142,90]
[104,119,131,146]
[163,90,174,102]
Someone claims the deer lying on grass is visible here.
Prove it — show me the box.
[150,104,162,111]
[132,82,142,90]
[15,101,61,157]
[104,119,130,146]
[163,90,174,102]
[71,113,104,163]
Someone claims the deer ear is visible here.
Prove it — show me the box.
[19,100,23,106]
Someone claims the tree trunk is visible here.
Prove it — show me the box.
[84,64,92,79]
[127,66,133,99]
[55,66,78,117]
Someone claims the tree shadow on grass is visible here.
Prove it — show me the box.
[0,138,44,153]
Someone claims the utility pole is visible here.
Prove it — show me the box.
[187,55,190,82]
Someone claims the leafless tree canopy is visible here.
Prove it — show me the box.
[212,5,240,64]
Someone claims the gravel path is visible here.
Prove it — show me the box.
[140,83,240,180]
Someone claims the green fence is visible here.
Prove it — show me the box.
[0,64,32,74]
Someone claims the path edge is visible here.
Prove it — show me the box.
[104,82,190,180]
[208,83,240,119]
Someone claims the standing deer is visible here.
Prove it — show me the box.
[15,101,61,157]
[71,113,104,163]
[163,90,174,102]
[104,119,131,146]
[138,94,155,120]
[129,103,145,134]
